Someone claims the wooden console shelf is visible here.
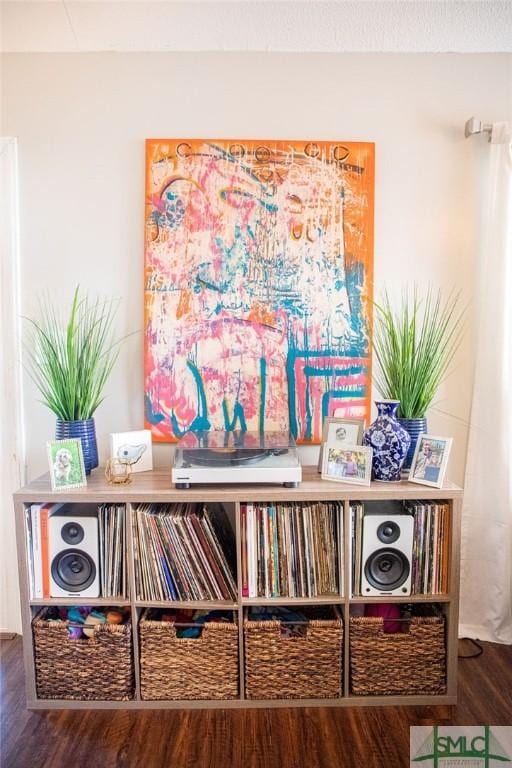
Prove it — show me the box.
[14,466,463,710]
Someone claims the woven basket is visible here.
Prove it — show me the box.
[350,615,446,696]
[139,610,239,700]
[33,610,134,701]
[244,611,343,700]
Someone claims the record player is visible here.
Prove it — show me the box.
[172,430,302,488]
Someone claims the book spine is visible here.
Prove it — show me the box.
[350,505,355,597]
[263,505,270,598]
[277,504,288,598]
[257,505,264,598]
[25,506,34,598]
[31,504,42,599]
[284,505,294,598]
[247,504,256,598]
[269,505,280,597]
[303,504,313,597]
[40,505,50,599]
[441,504,450,593]
[241,504,248,597]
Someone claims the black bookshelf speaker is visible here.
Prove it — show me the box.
[360,514,413,596]
[49,509,100,598]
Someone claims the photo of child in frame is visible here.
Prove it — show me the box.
[409,435,452,488]
[322,445,372,486]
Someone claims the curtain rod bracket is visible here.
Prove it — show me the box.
[465,117,493,141]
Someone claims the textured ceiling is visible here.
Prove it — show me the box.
[1,1,511,53]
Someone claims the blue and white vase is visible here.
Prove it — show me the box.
[398,417,427,473]
[363,400,411,482]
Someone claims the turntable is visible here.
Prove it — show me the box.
[172,431,302,489]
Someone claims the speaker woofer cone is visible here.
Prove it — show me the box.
[364,547,410,591]
[51,549,96,592]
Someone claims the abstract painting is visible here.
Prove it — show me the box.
[144,139,374,443]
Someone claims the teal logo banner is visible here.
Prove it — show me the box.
[410,726,512,767]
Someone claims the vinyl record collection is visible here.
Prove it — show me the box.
[240,501,341,598]
[406,501,450,594]
[351,501,450,596]
[133,503,237,601]
[98,504,126,598]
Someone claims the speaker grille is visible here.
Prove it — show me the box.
[364,548,410,592]
[51,549,96,592]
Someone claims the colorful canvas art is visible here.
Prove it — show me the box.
[144,139,374,443]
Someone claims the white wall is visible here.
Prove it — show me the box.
[1,51,510,630]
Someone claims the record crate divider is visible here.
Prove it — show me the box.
[13,467,462,710]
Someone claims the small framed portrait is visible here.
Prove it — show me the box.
[110,429,153,473]
[408,434,452,488]
[47,438,87,491]
[322,444,373,486]
[317,417,365,472]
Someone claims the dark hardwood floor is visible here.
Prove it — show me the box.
[1,637,511,768]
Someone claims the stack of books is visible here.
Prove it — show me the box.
[133,503,237,601]
[350,502,364,598]
[26,503,64,599]
[240,501,341,598]
[98,504,126,598]
[350,502,450,596]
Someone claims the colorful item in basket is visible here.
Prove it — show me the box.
[364,603,402,633]
[249,606,309,637]
[46,606,130,639]
[106,610,124,625]
[67,607,87,624]
[82,610,107,638]
[154,609,234,638]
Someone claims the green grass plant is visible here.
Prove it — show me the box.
[25,286,123,421]
[373,288,464,419]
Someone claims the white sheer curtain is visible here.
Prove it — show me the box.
[460,122,512,644]
[0,137,24,634]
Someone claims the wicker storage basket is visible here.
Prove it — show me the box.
[350,615,446,696]
[139,610,239,700]
[244,609,343,700]
[33,610,134,701]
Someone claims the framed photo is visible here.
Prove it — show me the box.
[408,434,452,488]
[317,417,365,472]
[322,444,372,486]
[47,438,87,491]
[110,429,153,473]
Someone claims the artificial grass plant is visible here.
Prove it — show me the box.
[373,288,464,419]
[25,286,123,421]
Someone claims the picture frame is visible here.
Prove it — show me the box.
[317,417,365,472]
[321,443,373,486]
[47,438,87,491]
[110,429,153,473]
[408,434,453,488]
